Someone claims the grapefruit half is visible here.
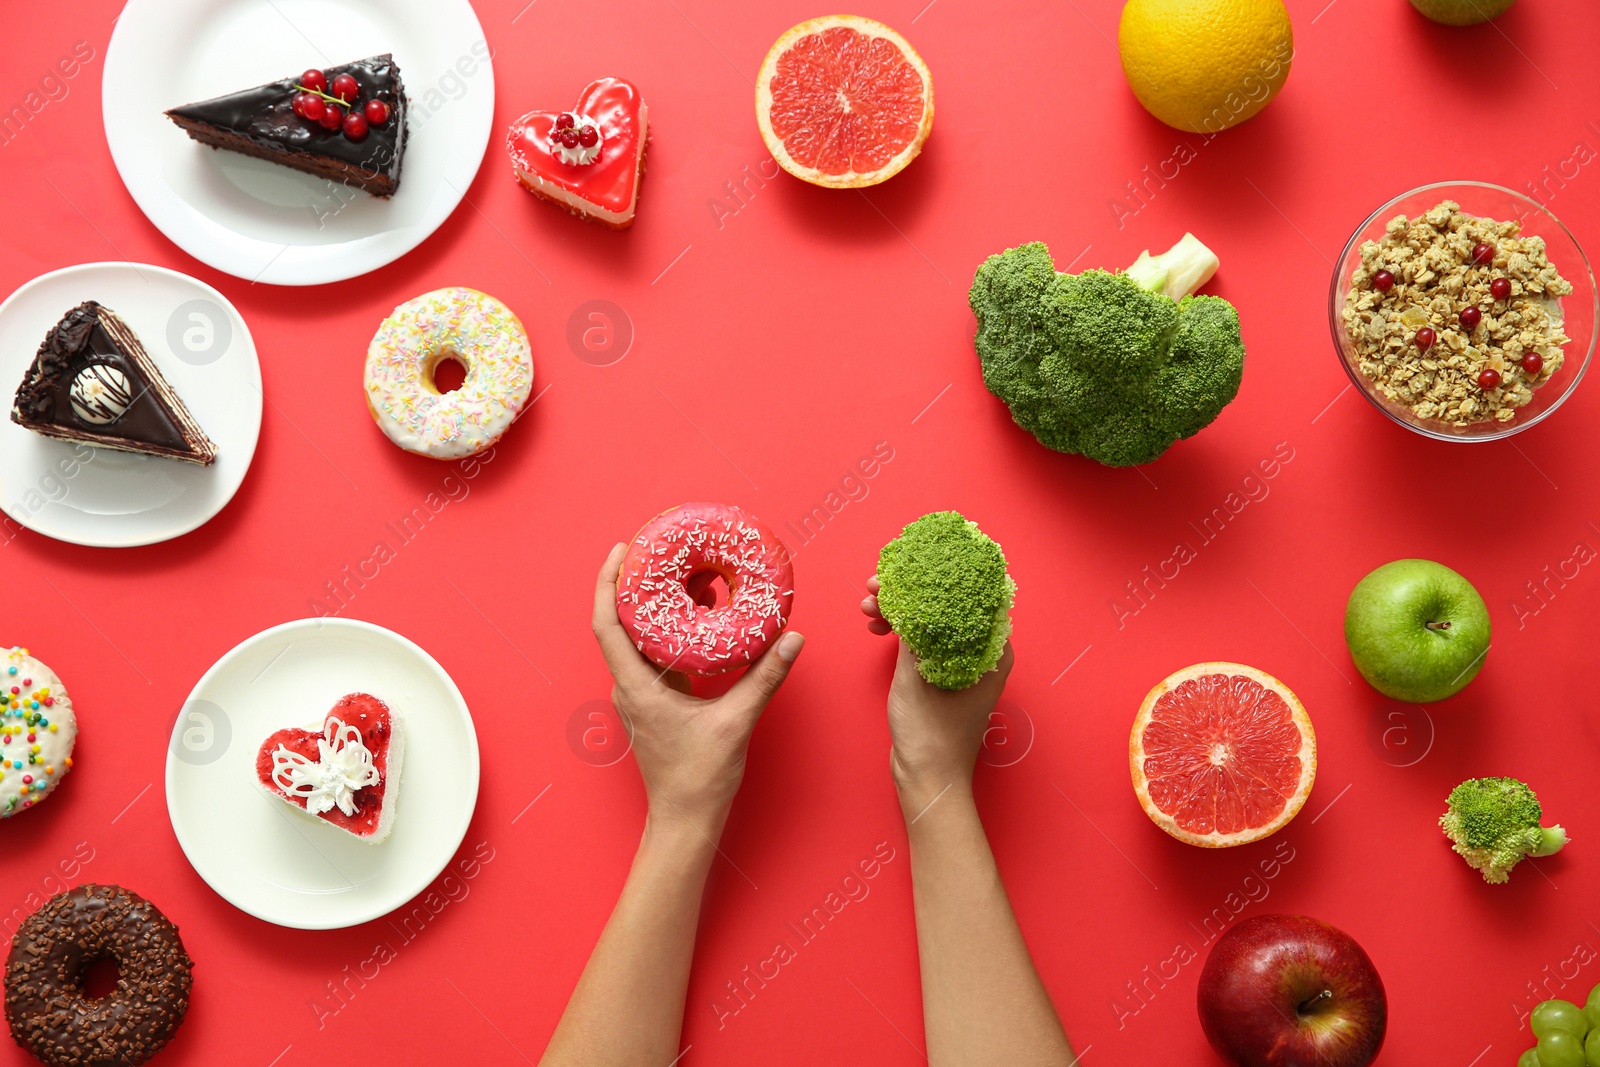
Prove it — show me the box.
[755,15,934,189]
[1130,662,1316,848]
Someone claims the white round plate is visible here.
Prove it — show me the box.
[166,618,480,930]
[0,262,262,548]
[103,0,496,285]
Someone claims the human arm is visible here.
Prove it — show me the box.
[540,544,804,1066]
[864,578,1075,1067]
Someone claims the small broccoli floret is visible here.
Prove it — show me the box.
[876,512,1015,690]
[970,234,1245,467]
[1440,777,1568,884]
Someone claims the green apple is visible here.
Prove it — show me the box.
[1407,0,1516,26]
[1344,559,1491,703]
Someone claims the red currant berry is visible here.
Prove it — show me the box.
[578,125,599,148]
[291,94,307,118]
[559,129,580,148]
[331,73,360,103]
[557,113,576,129]
[301,69,327,93]
[297,93,325,121]
[318,103,344,131]
[1490,277,1512,301]
[1459,306,1482,330]
[1471,242,1495,265]
[1373,269,1395,293]
[342,111,369,140]
[1521,352,1544,376]
[1415,327,1436,352]
[364,99,390,126]
[1477,368,1502,391]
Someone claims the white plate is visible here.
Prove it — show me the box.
[103,0,495,285]
[0,262,262,547]
[166,618,480,930]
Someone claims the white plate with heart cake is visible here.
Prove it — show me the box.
[165,618,479,929]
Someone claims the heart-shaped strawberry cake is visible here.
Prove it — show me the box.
[255,693,404,843]
[506,77,649,229]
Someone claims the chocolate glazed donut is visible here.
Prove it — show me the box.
[5,884,193,1066]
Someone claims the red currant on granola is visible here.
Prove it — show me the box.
[1415,327,1436,352]
[1490,277,1512,301]
[1459,306,1482,331]
[1521,352,1544,376]
[1471,242,1495,265]
[1477,368,1501,391]
[1372,269,1395,293]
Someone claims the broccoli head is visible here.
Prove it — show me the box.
[1440,776,1568,884]
[969,234,1246,467]
[876,511,1015,690]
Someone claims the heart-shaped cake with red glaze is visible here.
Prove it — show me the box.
[255,693,405,844]
[506,77,649,229]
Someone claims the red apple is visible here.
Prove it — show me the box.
[1197,914,1386,1067]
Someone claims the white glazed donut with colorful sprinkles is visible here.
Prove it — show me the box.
[616,502,796,676]
[1,646,77,818]
[364,287,535,459]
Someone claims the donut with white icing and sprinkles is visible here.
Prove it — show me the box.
[364,287,535,459]
[0,647,76,819]
[616,502,795,675]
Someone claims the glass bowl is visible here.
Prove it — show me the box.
[1329,181,1597,441]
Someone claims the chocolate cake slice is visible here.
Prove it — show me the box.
[11,302,218,466]
[166,55,407,197]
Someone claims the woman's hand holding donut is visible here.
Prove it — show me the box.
[593,543,804,832]
[859,577,1013,818]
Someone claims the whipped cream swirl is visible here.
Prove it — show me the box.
[271,717,380,817]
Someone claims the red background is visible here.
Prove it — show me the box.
[5,0,1600,1064]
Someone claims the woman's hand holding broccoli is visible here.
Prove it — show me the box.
[861,575,1014,815]
[860,573,1074,1066]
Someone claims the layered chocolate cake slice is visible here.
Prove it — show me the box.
[166,55,407,197]
[11,302,218,466]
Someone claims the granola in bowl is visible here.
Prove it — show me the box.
[1342,200,1573,426]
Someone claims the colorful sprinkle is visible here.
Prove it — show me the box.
[0,650,74,819]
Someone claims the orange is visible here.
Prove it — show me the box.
[755,15,933,189]
[1129,662,1315,848]
[1117,0,1293,134]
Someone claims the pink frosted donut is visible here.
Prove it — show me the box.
[616,502,795,675]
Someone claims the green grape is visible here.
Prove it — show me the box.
[1540,1030,1587,1067]
[1534,1000,1590,1040]
[1518,1047,1542,1067]
[1584,985,1600,1032]
[1584,1027,1600,1067]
